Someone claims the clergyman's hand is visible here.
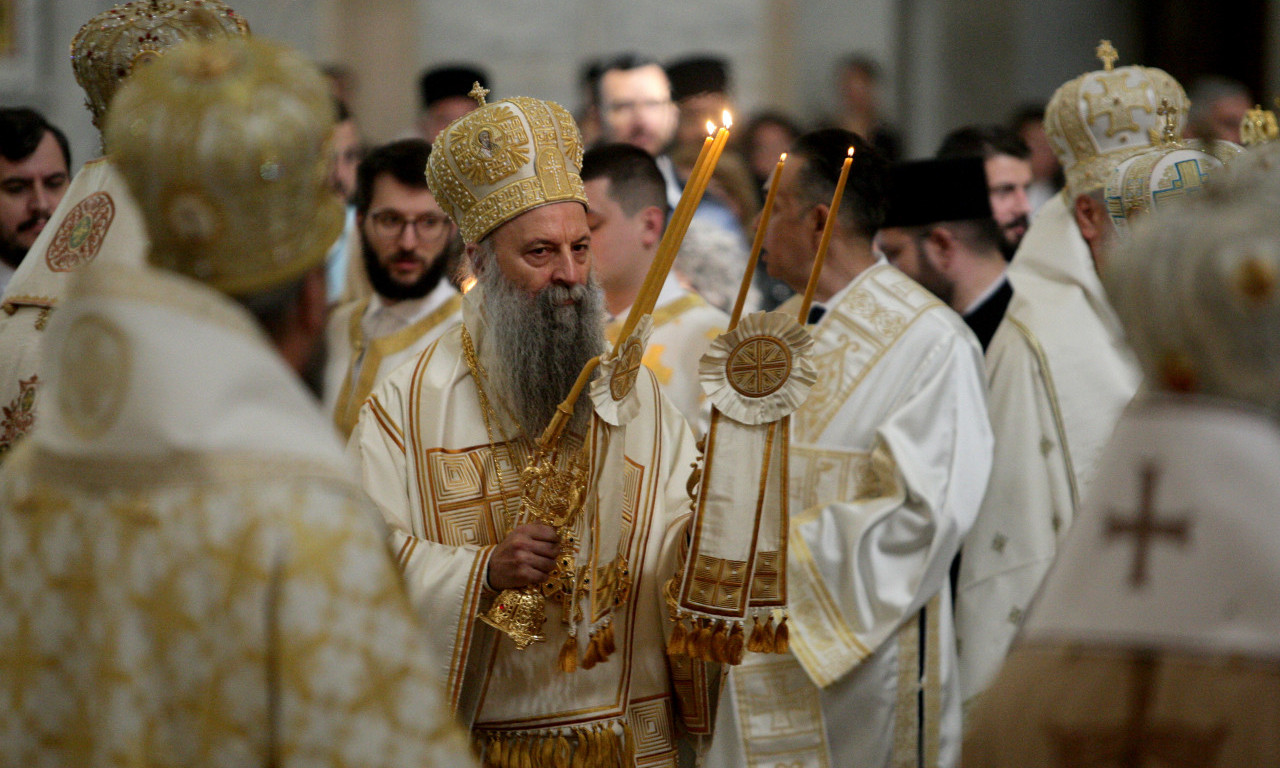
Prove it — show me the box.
[487,523,559,590]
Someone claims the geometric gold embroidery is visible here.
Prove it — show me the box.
[749,550,782,602]
[427,443,525,547]
[688,554,748,611]
[733,657,830,768]
[627,696,676,758]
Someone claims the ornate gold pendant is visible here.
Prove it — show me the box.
[480,586,547,650]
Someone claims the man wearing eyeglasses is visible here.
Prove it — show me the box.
[324,138,463,437]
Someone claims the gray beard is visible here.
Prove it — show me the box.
[478,265,606,439]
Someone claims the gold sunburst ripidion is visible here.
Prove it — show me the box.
[699,311,817,426]
[611,337,644,401]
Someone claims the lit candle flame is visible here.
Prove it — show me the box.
[847,146,855,158]
[780,152,787,162]
[722,110,733,129]
[706,120,716,136]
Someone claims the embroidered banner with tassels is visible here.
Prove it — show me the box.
[667,311,815,664]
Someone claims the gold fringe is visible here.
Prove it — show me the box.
[540,735,555,766]
[727,621,746,665]
[761,614,776,653]
[623,720,635,765]
[581,633,600,670]
[489,735,504,768]
[693,620,714,659]
[521,737,533,768]
[774,615,790,654]
[667,618,688,657]
[570,729,586,768]
[556,734,572,768]
[559,632,579,673]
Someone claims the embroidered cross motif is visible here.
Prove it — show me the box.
[1084,73,1152,138]
[468,81,489,106]
[1104,464,1191,588]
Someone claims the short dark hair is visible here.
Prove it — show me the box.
[936,125,1029,161]
[581,143,669,218]
[418,64,488,110]
[790,128,888,240]
[352,139,432,215]
[918,218,1005,257]
[593,53,665,109]
[0,108,70,169]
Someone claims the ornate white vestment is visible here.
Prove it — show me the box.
[0,158,147,460]
[955,191,1142,704]
[964,396,1280,765]
[351,288,716,766]
[704,263,993,768]
[323,279,462,437]
[607,275,727,437]
[0,263,473,766]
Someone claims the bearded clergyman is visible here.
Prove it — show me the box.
[350,89,718,765]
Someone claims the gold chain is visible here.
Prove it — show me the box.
[460,323,525,524]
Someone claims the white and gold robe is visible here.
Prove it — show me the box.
[955,191,1142,704]
[705,263,993,768]
[0,158,147,460]
[351,288,715,766]
[607,276,728,437]
[0,263,473,766]
[323,280,462,438]
[965,396,1280,765]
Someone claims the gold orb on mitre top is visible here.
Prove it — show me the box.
[425,90,587,244]
[104,37,343,297]
[1045,40,1189,200]
[71,0,250,133]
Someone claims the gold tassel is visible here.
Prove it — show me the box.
[667,617,688,657]
[559,632,579,673]
[623,721,635,765]
[570,729,586,768]
[602,725,618,767]
[774,615,790,654]
[727,621,746,665]
[760,614,776,653]
[581,633,600,670]
[694,620,715,660]
[522,737,534,768]
[583,726,598,766]
[746,615,764,653]
[710,620,729,662]
[601,622,616,658]
[541,735,556,766]
[489,735,504,768]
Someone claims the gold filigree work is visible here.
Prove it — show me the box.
[610,337,644,401]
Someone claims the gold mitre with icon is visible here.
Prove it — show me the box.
[1104,101,1239,235]
[72,0,250,132]
[426,85,587,244]
[1241,104,1280,147]
[104,36,343,296]
[1046,40,1188,200]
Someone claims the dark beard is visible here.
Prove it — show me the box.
[1000,214,1029,261]
[360,229,448,301]
[478,264,605,439]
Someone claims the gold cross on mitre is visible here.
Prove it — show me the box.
[1096,39,1119,71]
[468,81,490,107]
[1156,99,1179,145]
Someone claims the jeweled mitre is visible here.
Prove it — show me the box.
[71,0,250,132]
[104,37,342,296]
[426,93,587,244]
[1046,53,1187,199]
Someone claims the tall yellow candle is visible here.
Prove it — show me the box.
[730,152,786,328]
[797,147,855,323]
[613,128,714,348]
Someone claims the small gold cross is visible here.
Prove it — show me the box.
[468,81,490,107]
[1156,98,1178,144]
[1096,39,1119,71]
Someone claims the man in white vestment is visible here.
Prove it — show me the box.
[323,138,462,438]
[583,142,727,435]
[954,45,1189,706]
[0,37,473,766]
[351,89,720,766]
[0,0,248,460]
[704,129,993,768]
[965,144,1280,767]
